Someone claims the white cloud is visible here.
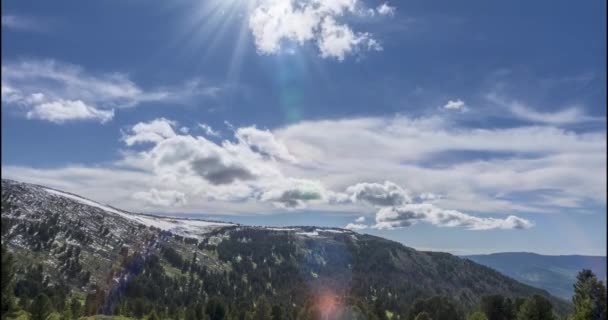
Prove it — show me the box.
[258,178,326,208]
[123,118,177,146]
[508,103,594,125]
[132,189,187,207]
[25,99,114,123]
[317,17,380,60]
[1,15,44,32]
[199,123,221,137]
[273,115,606,212]
[1,59,221,123]
[345,223,368,230]
[376,3,396,16]
[346,181,411,206]
[417,192,443,202]
[355,216,366,223]
[3,113,605,231]
[374,204,533,230]
[247,0,387,60]
[235,126,297,162]
[486,93,601,125]
[443,99,467,111]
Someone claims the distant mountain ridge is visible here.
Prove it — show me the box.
[1,179,572,317]
[464,252,606,300]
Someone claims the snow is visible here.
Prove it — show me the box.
[316,229,347,233]
[44,188,124,215]
[296,231,319,237]
[266,227,299,231]
[44,187,234,239]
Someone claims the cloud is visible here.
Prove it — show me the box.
[346,181,411,206]
[416,192,443,202]
[235,126,297,162]
[1,15,45,32]
[132,189,187,207]
[318,16,381,60]
[248,0,388,60]
[119,119,317,208]
[258,179,325,208]
[25,99,114,123]
[1,59,221,123]
[345,215,368,230]
[123,118,177,146]
[443,99,467,111]
[508,103,596,125]
[486,93,601,125]
[273,115,606,213]
[376,3,396,16]
[373,204,533,230]
[345,223,368,230]
[3,112,604,229]
[190,157,256,185]
[199,123,221,137]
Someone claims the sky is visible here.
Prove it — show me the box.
[1,0,606,255]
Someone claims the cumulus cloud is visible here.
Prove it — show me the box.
[1,59,221,123]
[248,0,387,60]
[123,118,177,145]
[3,112,604,231]
[376,3,396,16]
[443,99,467,111]
[346,181,411,206]
[374,204,533,230]
[345,215,368,230]
[132,189,187,207]
[345,223,368,230]
[25,99,114,123]
[190,157,256,185]
[235,126,297,162]
[118,119,324,209]
[258,179,325,208]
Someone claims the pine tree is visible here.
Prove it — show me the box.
[251,297,272,320]
[467,311,488,320]
[415,312,432,320]
[1,245,16,319]
[516,295,556,320]
[69,297,81,319]
[148,310,160,320]
[480,295,515,320]
[572,269,607,320]
[206,297,227,320]
[271,305,285,320]
[30,293,53,320]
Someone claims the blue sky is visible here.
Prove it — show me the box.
[2,0,606,255]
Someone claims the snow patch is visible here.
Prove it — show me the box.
[44,187,233,239]
[296,231,320,237]
[44,188,123,215]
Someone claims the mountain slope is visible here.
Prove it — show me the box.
[464,252,607,300]
[1,179,571,317]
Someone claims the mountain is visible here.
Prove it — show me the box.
[464,252,607,300]
[1,179,571,318]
